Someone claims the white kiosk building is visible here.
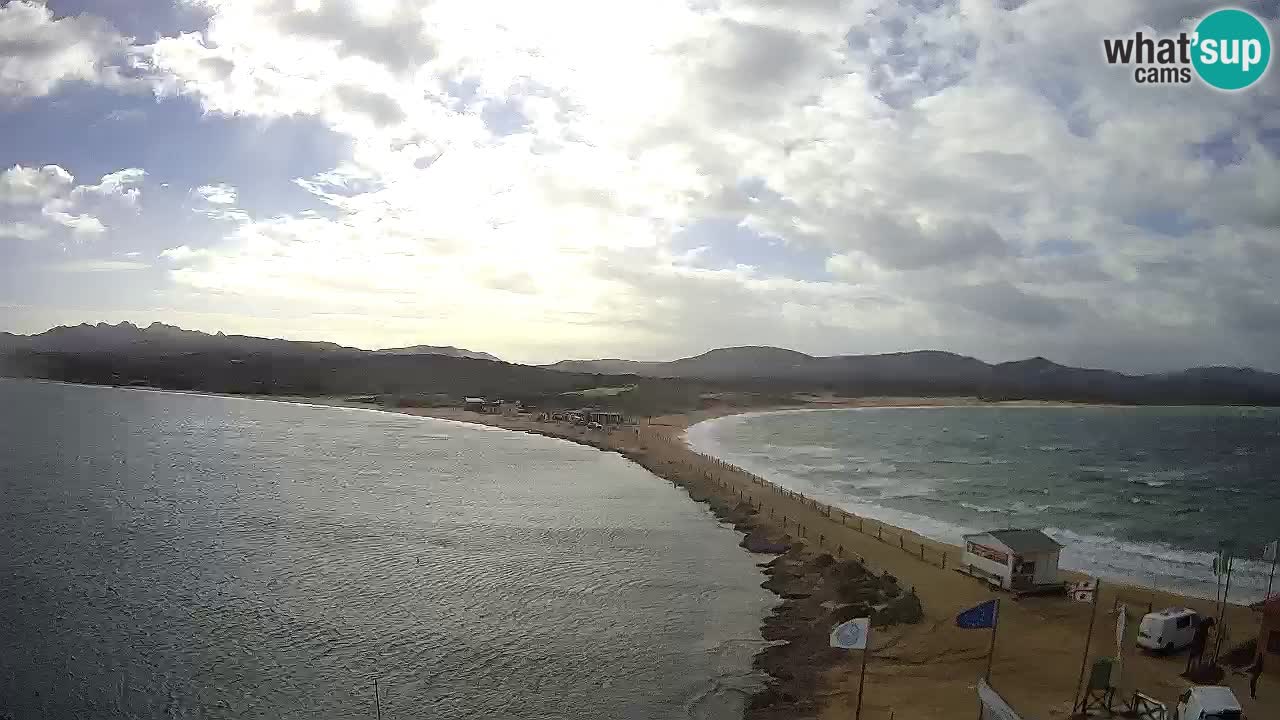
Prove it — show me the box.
[961,529,1064,593]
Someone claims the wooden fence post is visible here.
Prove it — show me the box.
[942,552,947,570]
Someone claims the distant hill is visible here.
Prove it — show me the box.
[4,325,1280,407]
[375,345,500,361]
[0,322,357,355]
[545,347,990,383]
[545,346,1280,405]
[0,321,706,415]
[0,322,496,360]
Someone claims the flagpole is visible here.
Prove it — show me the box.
[1213,553,1234,662]
[1267,542,1277,601]
[856,624,872,720]
[974,599,1001,720]
[1071,578,1102,714]
[984,599,1001,681]
[1214,549,1223,614]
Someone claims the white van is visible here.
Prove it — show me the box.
[1174,686,1242,720]
[1137,607,1200,652]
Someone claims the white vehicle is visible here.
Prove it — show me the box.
[1174,686,1242,720]
[1137,607,1200,652]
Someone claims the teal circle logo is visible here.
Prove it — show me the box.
[1192,9,1271,90]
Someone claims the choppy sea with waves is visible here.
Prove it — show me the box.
[0,379,773,719]
[687,405,1280,603]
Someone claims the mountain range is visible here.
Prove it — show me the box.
[544,346,1280,404]
[0,322,498,360]
[3,322,1280,407]
[373,345,501,361]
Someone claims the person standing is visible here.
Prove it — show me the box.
[1249,652,1265,700]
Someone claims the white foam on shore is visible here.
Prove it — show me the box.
[686,412,1272,604]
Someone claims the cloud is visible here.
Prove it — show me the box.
[189,182,248,222]
[940,281,1076,328]
[73,168,146,207]
[0,221,49,241]
[43,211,107,235]
[0,164,145,243]
[16,0,1277,369]
[195,183,237,205]
[52,260,150,272]
[332,85,406,127]
[0,164,73,204]
[0,1,143,99]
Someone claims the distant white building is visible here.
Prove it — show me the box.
[961,529,1063,592]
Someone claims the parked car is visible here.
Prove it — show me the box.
[587,421,603,430]
[1174,685,1242,720]
[1137,607,1200,652]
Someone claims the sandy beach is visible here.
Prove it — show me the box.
[378,399,1277,720]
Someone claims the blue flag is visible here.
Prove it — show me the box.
[956,599,999,629]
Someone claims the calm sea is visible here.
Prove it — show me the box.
[0,379,772,719]
[688,406,1280,603]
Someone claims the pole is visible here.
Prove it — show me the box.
[975,599,1003,720]
[374,679,383,720]
[855,624,872,720]
[985,599,1001,681]
[1214,549,1224,616]
[1214,553,1234,662]
[1267,545,1277,602]
[1071,578,1102,714]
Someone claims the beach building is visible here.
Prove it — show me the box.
[961,529,1063,592]
[1256,595,1280,676]
[587,410,625,426]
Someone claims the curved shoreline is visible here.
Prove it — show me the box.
[684,405,1274,605]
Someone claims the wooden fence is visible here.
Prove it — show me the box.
[652,431,952,571]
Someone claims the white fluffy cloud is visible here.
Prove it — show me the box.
[0,164,73,204]
[19,0,1280,367]
[195,183,236,205]
[0,165,145,242]
[0,1,145,99]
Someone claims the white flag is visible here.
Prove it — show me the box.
[830,618,871,650]
[1265,540,1278,563]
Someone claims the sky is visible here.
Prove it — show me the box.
[0,0,1278,370]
